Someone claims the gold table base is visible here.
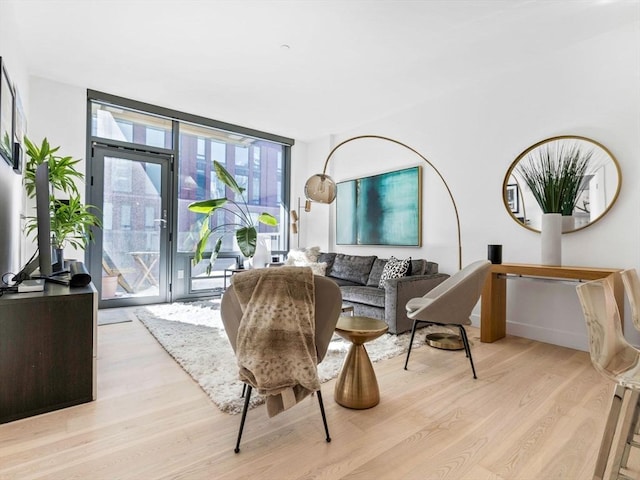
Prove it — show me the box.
[425,332,464,350]
[334,316,388,409]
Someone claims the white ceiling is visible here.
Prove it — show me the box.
[5,0,638,141]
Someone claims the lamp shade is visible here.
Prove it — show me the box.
[304,174,337,204]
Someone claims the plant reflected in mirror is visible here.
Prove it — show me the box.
[503,136,621,234]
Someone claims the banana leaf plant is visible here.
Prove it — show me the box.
[188,160,277,273]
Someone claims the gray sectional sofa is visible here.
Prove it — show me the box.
[317,252,449,334]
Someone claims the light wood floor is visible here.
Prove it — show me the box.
[0,308,615,479]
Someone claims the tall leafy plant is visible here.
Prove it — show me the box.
[188,160,277,272]
[24,137,83,198]
[517,143,593,215]
[23,136,101,250]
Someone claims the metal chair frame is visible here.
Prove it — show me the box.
[404,321,477,378]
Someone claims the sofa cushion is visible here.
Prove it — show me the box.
[409,259,426,276]
[317,252,337,274]
[327,277,362,287]
[366,258,388,287]
[378,256,411,287]
[340,286,386,308]
[330,254,377,285]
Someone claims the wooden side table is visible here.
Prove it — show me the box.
[334,316,388,409]
[480,263,623,343]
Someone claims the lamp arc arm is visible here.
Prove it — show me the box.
[318,134,462,270]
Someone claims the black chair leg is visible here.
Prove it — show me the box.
[234,385,252,453]
[459,326,477,379]
[404,320,420,370]
[316,389,331,443]
[241,383,247,398]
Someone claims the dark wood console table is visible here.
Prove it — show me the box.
[480,263,623,343]
[0,282,97,423]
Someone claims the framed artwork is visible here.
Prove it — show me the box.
[13,88,26,172]
[0,57,15,166]
[336,165,421,246]
[506,183,520,214]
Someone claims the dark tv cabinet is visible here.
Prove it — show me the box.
[0,282,97,424]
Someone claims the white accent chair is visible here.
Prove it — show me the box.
[403,260,491,379]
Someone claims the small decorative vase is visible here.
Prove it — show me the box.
[541,213,562,266]
[250,234,271,269]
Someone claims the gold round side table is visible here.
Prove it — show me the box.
[334,316,388,409]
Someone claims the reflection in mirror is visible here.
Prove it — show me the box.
[503,136,621,233]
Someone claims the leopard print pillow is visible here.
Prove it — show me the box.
[378,256,411,288]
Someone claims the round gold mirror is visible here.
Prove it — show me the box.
[503,136,621,233]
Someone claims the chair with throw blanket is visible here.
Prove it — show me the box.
[220,266,342,453]
[403,260,491,379]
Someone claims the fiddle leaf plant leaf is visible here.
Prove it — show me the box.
[188,198,228,214]
[257,213,278,226]
[235,226,257,258]
[213,161,245,195]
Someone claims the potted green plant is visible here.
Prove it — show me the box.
[516,142,593,265]
[23,137,101,264]
[188,160,277,273]
[516,143,593,216]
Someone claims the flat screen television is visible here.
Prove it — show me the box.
[35,161,54,277]
[11,161,68,284]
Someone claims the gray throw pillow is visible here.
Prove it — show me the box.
[367,258,388,287]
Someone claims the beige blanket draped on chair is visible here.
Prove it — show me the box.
[233,266,319,417]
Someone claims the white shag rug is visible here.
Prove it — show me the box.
[135,299,426,415]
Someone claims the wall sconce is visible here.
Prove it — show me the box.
[290,198,310,248]
[304,134,462,270]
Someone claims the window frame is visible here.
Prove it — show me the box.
[86,90,293,302]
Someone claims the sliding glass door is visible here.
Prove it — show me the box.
[87,92,293,306]
[89,146,172,308]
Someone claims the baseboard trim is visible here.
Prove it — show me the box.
[470,313,588,352]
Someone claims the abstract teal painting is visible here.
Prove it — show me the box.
[336,166,421,246]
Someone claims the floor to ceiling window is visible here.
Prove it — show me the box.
[86,91,293,307]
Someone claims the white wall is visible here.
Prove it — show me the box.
[299,21,640,351]
[24,77,87,263]
[0,0,30,277]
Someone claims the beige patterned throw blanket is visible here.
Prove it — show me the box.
[233,266,319,418]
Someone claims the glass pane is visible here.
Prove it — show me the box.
[91,102,173,149]
[177,123,286,255]
[189,256,237,293]
[101,156,162,300]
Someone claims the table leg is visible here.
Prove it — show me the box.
[334,343,380,409]
[480,272,506,343]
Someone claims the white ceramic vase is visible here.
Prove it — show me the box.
[541,213,562,266]
[250,234,271,269]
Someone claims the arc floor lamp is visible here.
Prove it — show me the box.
[303,135,462,270]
